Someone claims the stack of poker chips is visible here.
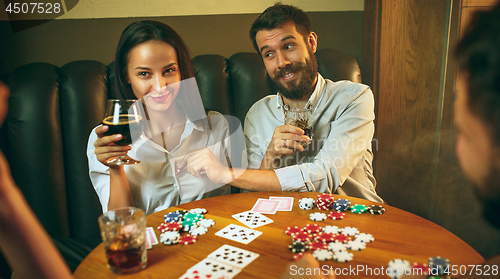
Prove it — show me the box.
[333,199,351,212]
[298,198,316,210]
[316,194,335,210]
[386,256,449,279]
[158,208,214,245]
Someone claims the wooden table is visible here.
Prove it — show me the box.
[74,192,484,278]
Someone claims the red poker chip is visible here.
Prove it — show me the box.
[285,226,304,236]
[332,233,351,243]
[328,212,346,220]
[157,222,183,232]
[315,232,335,243]
[303,224,322,233]
[411,262,429,275]
[179,234,197,245]
[309,241,328,251]
[293,232,313,242]
[293,252,305,261]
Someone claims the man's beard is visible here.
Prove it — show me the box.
[272,50,318,100]
[473,163,500,229]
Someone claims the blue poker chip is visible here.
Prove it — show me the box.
[164,212,183,223]
[428,256,450,276]
[334,199,351,212]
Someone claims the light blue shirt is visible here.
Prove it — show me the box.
[244,74,382,203]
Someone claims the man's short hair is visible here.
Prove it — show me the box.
[456,3,500,146]
[249,2,311,54]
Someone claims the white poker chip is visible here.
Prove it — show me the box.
[327,242,347,253]
[340,226,359,236]
[198,218,215,228]
[322,225,340,234]
[309,212,327,221]
[333,251,354,262]
[183,224,198,232]
[190,226,208,236]
[346,239,366,251]
[160,231,180,244]
[189,208,207,214]
[387,259,411,279]
[312,249,333,261]
[356,233,374,243]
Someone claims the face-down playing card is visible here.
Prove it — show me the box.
[232,210,273,228]
[215,224,262,244]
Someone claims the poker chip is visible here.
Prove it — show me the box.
[312,249,334,261]
[190,226,208,236]
[315,232,335,243]
[332,233,351,243]
[316,194,335,210]
[411,262,429,275]
[328,211,346,220]
[289,242,309,253]
[164,212,183,223]
[309,212,327,221]
[198,219,215,228]
[285,226,304,236]
[189,208,207,214]
[333,251,354,262]
[299,198,315,210]
[333,199,351,212]
[293,252,305,261]
[340,226,359,236]
[158,221,183,232]
[327,242,347,253]
[183,212,204,222]
[428,256,450,276]
[303,224,322,234]
[387,259,411,279]
[368,205,386,215]
[350,204,368,214]
[322,225,340,234]
[292,232,313,243]
[356,233,374,243]
[173,209,188,216]
[309,241,328,251]
[346,239,366,251]
[179,234,197,245]
[160,231,180,245]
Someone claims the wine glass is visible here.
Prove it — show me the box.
[103,99,143,165]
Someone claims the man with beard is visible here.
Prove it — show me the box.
[241,3,382,202]
[180,3,381,201]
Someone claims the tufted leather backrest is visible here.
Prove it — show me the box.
[1,49,361,241]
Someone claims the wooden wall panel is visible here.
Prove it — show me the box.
[375,0,447,218]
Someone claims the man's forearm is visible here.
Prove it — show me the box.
[229,169,282,191]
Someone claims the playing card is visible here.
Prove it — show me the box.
[250,198,281,214]
[232,210,274,228]
[145,227,158,249]
[207,244,259,269]
[269,196,294,211]
[180,257,241,279]
[215,224,262,244]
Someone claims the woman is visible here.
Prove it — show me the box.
[87,21,232,215]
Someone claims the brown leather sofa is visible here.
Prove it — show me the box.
[0,48,361,276]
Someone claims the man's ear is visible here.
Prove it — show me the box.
[308,32,318,53]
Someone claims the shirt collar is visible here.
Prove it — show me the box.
[276,73,325,110]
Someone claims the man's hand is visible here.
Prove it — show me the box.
[177,148,233,184]
[260,125,310,170]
